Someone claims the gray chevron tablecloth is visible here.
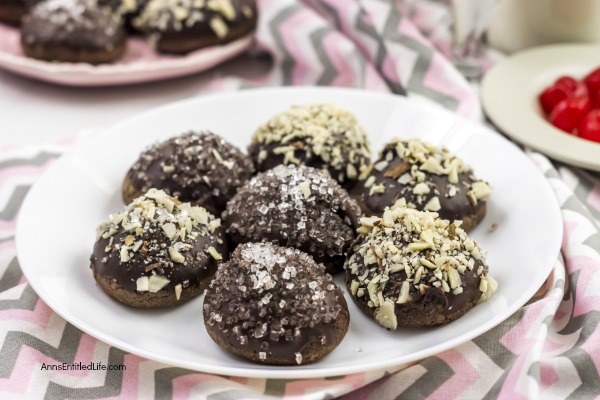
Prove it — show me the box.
[2,0,600,398]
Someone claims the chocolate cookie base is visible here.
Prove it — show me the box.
[22,41,126,64]
[459,202,486,233]
[0,3,26,25]
[121,173,141,205]
[154,15,257,54]
[93,267,207,308]
[204,297,350,365]
[351,289,477,328]
[345,261,482,328]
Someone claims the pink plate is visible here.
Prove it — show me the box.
[0,23,253,86]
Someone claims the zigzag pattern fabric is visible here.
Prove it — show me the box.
[2,0,600,398]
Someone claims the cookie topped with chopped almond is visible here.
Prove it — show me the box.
[351,138,491,231]
[90,188,227,308]
[344,206,497,329]
[248,104,372,187]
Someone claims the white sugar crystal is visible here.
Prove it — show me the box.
[259,205,269,214]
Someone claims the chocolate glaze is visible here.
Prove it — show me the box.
[203,243,349,364]
[1,0,28,9]
[21,0,125,52]
[345,252,484,320]
[91,226,226,293]
[223,164,362,274]
[124,131,254,214]
[0,0,27,25]
[354,155,485,221]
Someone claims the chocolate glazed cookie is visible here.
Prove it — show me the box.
[249,104,372,188]
[90,189,227,308]
[223,164,362,274]
[132,0,257,54]
[122,131,255,215]
[20,0,126,64]
[345,207,497,329]
[204,243,349,365]
[0,0,35,25]
[351,138,491,232]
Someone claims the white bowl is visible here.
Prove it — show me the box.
[482,44,600,171]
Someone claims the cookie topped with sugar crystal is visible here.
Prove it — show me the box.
[21,0,126,63]
[223,164,362,273]
[122,131,255,214]
[203,242,349,365]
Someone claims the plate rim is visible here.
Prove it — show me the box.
[481,43,600,172]
[15,87,564,378]
[0,24,253,86]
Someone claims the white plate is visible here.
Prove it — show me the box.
[0,23,252,86]
[481,43,600,172]
[16,87,562,378]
